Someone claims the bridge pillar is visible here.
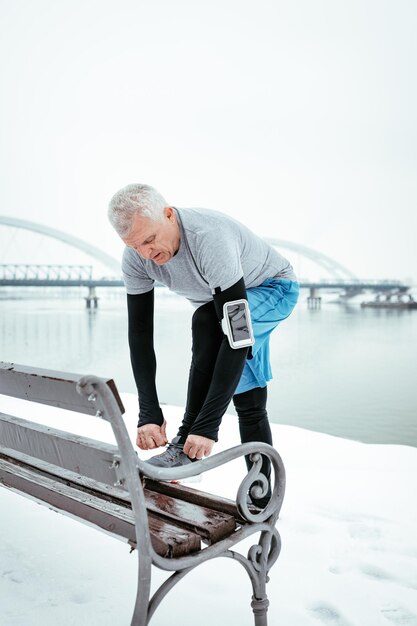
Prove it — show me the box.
[85,286,99,309]
[307,287,321,309]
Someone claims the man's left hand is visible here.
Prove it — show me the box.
[183,434,214,460]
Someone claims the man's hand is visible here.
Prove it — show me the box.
[136,420,168,450]
[183,434,214,460]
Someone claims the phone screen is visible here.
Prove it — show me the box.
[226,302,252,342]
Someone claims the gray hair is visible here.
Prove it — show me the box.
[107,184,168,237]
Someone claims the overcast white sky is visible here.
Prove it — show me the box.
[0,0,416,281]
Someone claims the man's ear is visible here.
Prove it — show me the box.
[164,206,174,222]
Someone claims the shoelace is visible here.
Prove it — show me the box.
[157,443,183,461]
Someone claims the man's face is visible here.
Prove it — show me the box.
[122,207,180,265]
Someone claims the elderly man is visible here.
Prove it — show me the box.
[108,183,299,509]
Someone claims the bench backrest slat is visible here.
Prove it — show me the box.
[0,413,122,490]
[0,362,124,415]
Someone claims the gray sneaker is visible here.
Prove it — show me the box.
[145,436,196,468]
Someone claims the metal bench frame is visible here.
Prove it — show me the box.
[0,362,286,626]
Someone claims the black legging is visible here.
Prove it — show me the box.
[177,301,273,470]
[177,300,226,442]
[233,385,272,502]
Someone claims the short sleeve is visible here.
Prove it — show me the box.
[122,247,155,295]
[197,230,243,292]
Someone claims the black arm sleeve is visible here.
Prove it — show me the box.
[127,290,164,428]
[188,277,250,441]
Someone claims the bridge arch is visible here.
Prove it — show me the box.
[0,215,357,280]
[0,215,121,276]
[264,238,357,280]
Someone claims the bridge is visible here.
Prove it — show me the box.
[0,216,411,308]
[1,264,94,284]
[0,265,408,309]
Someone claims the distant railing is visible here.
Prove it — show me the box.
[0,264,93,281]
[299,278,406,288]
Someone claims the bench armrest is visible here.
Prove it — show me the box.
[136,442,285,523]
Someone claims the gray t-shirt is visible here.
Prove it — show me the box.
[122,207,297,308]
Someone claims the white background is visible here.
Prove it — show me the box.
[1,0,416,281]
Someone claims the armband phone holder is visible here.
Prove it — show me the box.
[222,299,255,349]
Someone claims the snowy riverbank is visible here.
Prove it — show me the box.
[1,392,416,626]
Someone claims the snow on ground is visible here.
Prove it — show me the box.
[0,392,416,626]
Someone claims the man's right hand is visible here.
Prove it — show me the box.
[136,420,168,450]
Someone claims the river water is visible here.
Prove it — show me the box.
[1,288,416,447]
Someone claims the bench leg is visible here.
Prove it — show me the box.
[246,528,282,626]
[251,596,269,626]
[130,558,152,626]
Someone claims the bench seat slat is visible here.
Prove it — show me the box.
[147,516,200,559]
[144,478,240,519]
[0,455,201,558]
[144,488,237,544]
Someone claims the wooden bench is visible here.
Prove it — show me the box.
[0,362,286,626]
